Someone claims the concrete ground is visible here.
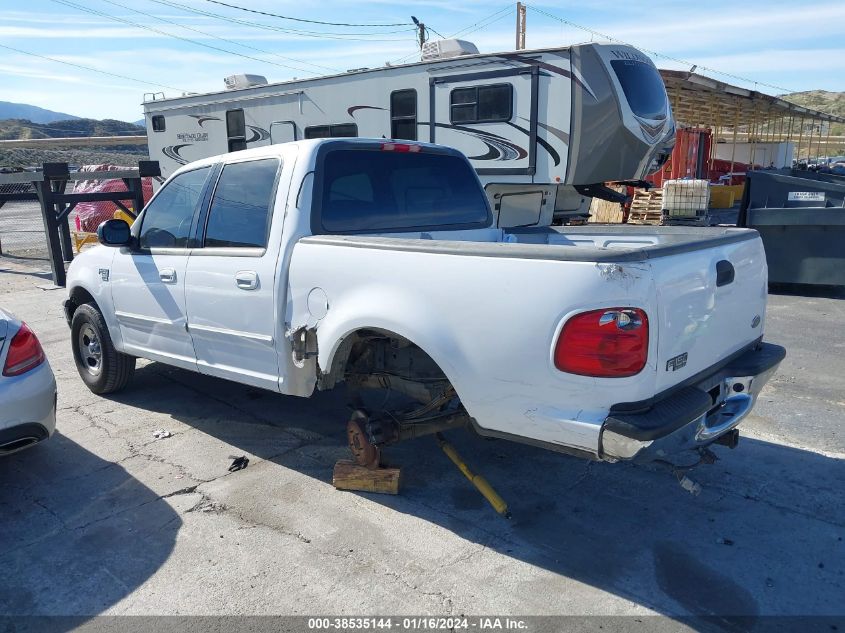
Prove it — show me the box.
[0,255,843,625]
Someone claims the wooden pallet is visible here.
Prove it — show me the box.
[628,188,663,225]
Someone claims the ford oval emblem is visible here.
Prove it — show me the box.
[751,315,761,329]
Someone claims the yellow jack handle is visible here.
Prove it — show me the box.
[436,433,511,518]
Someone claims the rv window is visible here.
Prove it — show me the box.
[318,149,490,233]
[204,159,279,248]
[609,60,667,120]
[139,166,210,249]
[450,84,512,124]
[305,124,359,139]
[226,109,247,152]
[390,89,417,140]
[151,115,165,132]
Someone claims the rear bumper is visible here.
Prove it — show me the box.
[600,342,786,462]
[0,361,58,456]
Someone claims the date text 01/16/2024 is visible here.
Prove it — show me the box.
[307,617,528,630]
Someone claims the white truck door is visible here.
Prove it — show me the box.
[429,67,539,178]
[110,165,212,370]
[184,157,282,391]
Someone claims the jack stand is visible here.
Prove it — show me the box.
[436,433,511,518]
[333,410,402,495]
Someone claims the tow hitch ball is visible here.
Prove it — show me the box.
[714,428,740,449]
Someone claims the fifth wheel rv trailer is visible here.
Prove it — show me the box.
[143,41,675,226]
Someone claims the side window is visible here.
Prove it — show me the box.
[450,84,513,124]
[304,123,358,139]
[226,109,247,152]
[151,115,165,132]
[139,166,210,249]
[390,89,417,141]
[204,159,279,249]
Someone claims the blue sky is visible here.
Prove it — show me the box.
[2,0,844,122]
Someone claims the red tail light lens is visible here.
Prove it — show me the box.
[381,142,421,153]
[3,322,46,377]
[554,308,648,377]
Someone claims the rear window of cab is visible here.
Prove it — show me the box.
[314,147,491,234]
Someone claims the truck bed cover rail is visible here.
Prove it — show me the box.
[300,226,758,263]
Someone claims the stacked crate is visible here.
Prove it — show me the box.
[628,188,663,224]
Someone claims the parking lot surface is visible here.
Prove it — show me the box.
[1,256,843,624]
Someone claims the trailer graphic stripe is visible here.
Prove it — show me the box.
[246,125,270,143]
[188,114,222,127]
[509,121,561,166]
[162,144,191,165]
[499,53,596,99]
[420,121,527,161]
[347,105,387,117]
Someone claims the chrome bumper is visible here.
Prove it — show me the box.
[600,342,785,463]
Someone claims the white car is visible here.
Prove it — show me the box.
[0,309,57,455]
[63,139,784,468]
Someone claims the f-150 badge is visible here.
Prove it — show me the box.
[666,352,688,372]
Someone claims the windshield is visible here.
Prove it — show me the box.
[317,148,491,233]
[610,59,668,120]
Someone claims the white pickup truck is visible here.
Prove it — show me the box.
[64,139,784,467]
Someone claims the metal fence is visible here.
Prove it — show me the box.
[0,161,160,285]
[0,181,48,260]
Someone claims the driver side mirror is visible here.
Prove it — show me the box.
[97,219,132,247]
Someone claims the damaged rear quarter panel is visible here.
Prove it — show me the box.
[286,239,660,455]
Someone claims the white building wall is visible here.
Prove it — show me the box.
[714,142,795,168]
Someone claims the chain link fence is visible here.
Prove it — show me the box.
[0,181,48,260]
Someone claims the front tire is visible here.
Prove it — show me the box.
[71,303,135,394]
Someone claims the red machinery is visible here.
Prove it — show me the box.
[648,127,712,187]
[648,127,760,187]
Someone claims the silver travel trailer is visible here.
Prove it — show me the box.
[143,41,675,225]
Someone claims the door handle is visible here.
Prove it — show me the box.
[235,271,259,290]
[159,268,177,283]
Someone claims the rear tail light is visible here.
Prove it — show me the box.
[3,322,46,377]
[381,142,421,153]
[554,308,648,377]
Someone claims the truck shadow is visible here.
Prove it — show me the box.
[0,430,180,620]
[104,362,844,625]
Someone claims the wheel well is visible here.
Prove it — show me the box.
[319,328,449,391]
[67,286,97,316]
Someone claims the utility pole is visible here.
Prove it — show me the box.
[411,16,426,50]
[515,2,526,50]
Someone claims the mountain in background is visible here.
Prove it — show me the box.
[0,101,81,124]
[0,118,145,141]
[783,90,844,135]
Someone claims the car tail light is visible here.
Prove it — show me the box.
[381,142,421,153]
[3,322,46,377]
[554,308,648,377]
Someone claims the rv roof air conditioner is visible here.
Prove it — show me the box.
[421,39,479,61]
[224,74,269,90]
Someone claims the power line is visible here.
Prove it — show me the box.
[97,0,338,74]
[393,5,513,64]
[527,5,799,95]
[49,0,327,75]
[0,42,187,92]
[449,5,513,40]
[205,0,411,28]
[145,0,417,42]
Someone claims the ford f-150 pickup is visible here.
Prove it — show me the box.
[64,139,784,467]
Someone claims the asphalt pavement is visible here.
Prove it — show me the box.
[0,255,842,628]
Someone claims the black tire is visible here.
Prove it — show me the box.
[71,303,135,394]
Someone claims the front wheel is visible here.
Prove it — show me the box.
[71,303,135,394]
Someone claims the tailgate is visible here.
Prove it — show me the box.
[652,234,768,392]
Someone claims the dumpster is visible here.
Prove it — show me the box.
[739,170,845,286]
